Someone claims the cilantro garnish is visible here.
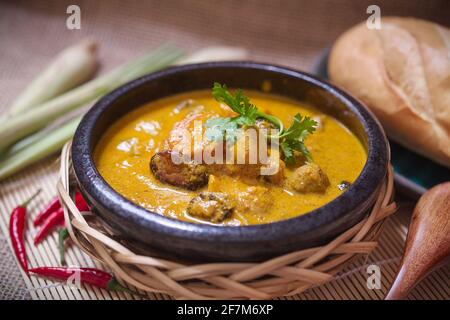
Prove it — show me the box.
[279,114,317,163]
[206,83,317,164]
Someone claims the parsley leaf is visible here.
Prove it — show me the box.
[206,83,317,163]
[279,114,317,163]
[281,137,312,164]
[212,83,258,126]
[280,114,317,140]
[280,141,295,164]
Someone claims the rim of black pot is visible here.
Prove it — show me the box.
[72,61,388,243]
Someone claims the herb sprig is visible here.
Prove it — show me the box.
[212,83,258,126]
[206,83,317,164]
[279,114,317,163]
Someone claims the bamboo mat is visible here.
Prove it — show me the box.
[1,0,449,300]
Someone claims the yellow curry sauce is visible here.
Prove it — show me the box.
[95,91,367,225]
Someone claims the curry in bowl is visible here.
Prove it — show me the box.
[95,84,366,226]
[73,62,388,261]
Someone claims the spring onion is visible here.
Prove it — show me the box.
[3,40,99,119]
[0,116,82,180]
[175,46,248,64]
[0,44,184,152]
[0,46,248,180]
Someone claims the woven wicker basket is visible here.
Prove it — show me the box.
[57,142,396,299]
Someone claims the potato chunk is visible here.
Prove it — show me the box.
[150,151,208,190]
[187,192,234,223]
[288,163,330,193]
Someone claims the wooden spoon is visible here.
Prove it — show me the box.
[386,182,450,300]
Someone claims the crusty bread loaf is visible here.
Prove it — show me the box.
[328,17,450,168]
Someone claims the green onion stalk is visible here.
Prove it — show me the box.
[0,115,82,180]
[0,44,184,152]
[0,45,250,181]
[1,39,99,120]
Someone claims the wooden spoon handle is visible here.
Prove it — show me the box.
[386,182,450,300]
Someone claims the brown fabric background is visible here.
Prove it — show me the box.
[1,0,449,106]
[0,0,449,300]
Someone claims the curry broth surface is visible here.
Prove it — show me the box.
[94,91,367,225]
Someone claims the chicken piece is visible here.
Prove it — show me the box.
[164,111,215,157]
[150,151,208,190]
[223,128,262,179]
[187,192,234,223]
[151,111,221,190]
[153,109,286,190]
[264,160,285,185]
[234,186,273,215]
[213,128,284,182]
[261,147,285,185]
[207,175,273,215]
[288,163,330,193]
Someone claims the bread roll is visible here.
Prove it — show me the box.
[328,17,450,168]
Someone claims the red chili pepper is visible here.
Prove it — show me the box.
[34,192,87,227]
[34,208,64,244]
[33,192,88,245]
[33,196,61,227]
[75,191,89,212]
[9,189,41,273]
[29,267,140,295]
[57,218,65,227]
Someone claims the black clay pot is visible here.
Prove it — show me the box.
[72,62,389,262]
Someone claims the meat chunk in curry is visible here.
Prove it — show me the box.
[203,175,274,222]
[187,192,234,223]
[150,150,208,190]
[233,186,274,215]
[288,163,330,193]
[151,106,330,223]
[151,108,285,190]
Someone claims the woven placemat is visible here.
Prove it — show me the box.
[1,0,449,300]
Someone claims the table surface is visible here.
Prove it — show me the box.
[1,0,449,300]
